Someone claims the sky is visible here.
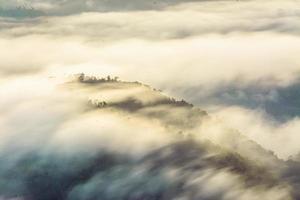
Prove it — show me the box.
[1,0,300,199]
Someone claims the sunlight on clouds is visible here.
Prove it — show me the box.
[211,106,300,160]
[1,0,300,199]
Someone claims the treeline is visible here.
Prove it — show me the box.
[77,73,119,83]
[75,73,153,88]
[88,97,194,112]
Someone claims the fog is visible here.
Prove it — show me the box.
[1,0,300,199]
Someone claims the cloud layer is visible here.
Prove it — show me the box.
[1,0,300,199]
[0,76,297,200]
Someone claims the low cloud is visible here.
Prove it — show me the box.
[0,77,296,199]
[1,0,300,199]
[1,34,300,89]
[209,106,300,159]
[2,0,300,38]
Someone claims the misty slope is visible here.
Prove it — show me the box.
[0,74,299,200]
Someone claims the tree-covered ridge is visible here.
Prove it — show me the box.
[0,75,298,200]
[74,73,196,110]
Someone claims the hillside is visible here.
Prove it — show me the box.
[0,74,299,200]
